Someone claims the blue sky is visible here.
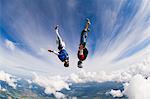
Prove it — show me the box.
[0,0,150,77]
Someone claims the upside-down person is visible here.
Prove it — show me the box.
[48,25,69,67]
[77,18,91,68]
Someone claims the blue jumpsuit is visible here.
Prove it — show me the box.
[58,49,69,62]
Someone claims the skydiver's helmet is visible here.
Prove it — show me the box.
[64,60,69,67]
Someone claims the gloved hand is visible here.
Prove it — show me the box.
[48,50,53,52]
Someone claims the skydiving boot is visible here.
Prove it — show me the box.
[78,60,83,68]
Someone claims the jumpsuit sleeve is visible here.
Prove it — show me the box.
[52,50,59,56]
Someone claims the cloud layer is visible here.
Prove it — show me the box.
[124,74,150,99]
[0,56,150,98]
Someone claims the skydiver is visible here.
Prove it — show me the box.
[48,25,69,67]
[77,18,91,68]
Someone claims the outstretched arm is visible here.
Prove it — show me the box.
[48,50,59,55]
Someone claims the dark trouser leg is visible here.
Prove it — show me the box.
[80,30,87,47]
[78,60,83,68]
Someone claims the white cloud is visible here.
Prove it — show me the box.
[72,97,77,99]
[0,71,17,88]
[28,57,150,98]
[123,74,150,99]
[0,85,6,92]
[0,56,149,98]
[106,89,123,98]
[54,92,66,99]
[32,72,70,95]
[67,56,150,83]
[5,39,15,50]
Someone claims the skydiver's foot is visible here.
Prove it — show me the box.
[86,18,91,25]
[64,65,69,67]
[78,60,82,65]
[48,50,53,52]
[78,65,83,68]
[77,61,83,68]
[55,25,59,30]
